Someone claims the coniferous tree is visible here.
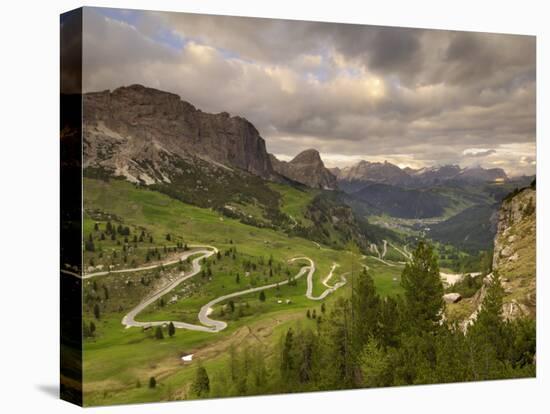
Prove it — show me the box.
[259,291,266,302]
[378,296,401,349]
[250,346,269,394]
[280,328,294,383]
[148,376,156,388]
[508,317,536,369]
[294,329,317,385]
[192,366,210,397]
[93,303,101,320]
[351,267,380,357]
[155,326,164,340]
[319,298,354,389]
[85,234,95,252]
[359,338,391,387]
[400,241,444,333]
[468,272,512,375]
[470,273,506,348]
[168,322,175,337]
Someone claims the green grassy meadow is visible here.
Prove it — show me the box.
[81,177,406,405]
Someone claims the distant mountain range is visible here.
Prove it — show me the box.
[331,160,413,187]
[333,160,509,190]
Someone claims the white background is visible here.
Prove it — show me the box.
[0,0,548,412]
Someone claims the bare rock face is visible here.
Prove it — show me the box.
[443,293,462,304]
[83,84,275,183]
[463,186,536,330]
[492,186,536,320]
[270,149,337,190]
[493,187,536,271]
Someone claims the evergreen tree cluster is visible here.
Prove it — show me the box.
[198,241,535,398]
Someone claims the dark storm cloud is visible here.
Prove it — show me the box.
[368,28,422,71]
[440,31,536,86]
[327,25,424,81]
[82,7,536,176]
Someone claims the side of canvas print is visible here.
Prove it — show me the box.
[61,6,536,407]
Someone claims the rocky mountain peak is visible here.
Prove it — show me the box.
[83,84,275,183]
[290,148,323,165]
[270,150,337,190]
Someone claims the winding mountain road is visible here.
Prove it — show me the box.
[368,240,395,266]
[388,241,412,261]
[66,244,346,332]
[64,239,480,333]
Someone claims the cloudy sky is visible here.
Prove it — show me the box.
[82,7,536,176]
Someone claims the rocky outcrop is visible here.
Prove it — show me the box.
[270,149,337,190]
[83,84,275,183]
[443,293,462,304]
[492,186,536,319]
[493,187,536,271]
[460,185,536,330]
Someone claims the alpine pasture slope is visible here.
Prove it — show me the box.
[81,177,405,405]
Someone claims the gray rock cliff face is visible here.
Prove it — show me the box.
[270,149,337,190]
[83,84,275,183]
[461,186,536,330]
[493,187,536,272]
